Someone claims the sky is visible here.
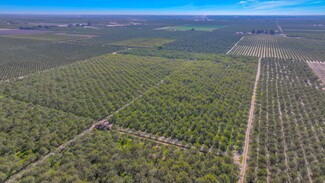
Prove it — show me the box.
[0,0,324,15]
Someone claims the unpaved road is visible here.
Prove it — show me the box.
[239,57,261,183]
[307,61,325,88]
[277,22,285,36]
[226,36,245,55]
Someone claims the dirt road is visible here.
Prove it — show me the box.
[238,57,261,183]
[226,36,245,55]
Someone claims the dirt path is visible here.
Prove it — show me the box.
[307,61,325,89]
[238,57,261,183]
[226,36,245,55]
[277,22,285,36]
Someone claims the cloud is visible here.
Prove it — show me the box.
[239,0,257,5]
[238,0,323,10]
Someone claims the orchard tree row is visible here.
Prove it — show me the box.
[229,35,325,61]
[246,59,325,183]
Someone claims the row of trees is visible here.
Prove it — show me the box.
[246,59,325,183]
[112,57,257,152]
[251,29,276,35]
[229,35,325,61]
[18,131,239,183]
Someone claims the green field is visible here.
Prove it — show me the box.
[157,25,226,32]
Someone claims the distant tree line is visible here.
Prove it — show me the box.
[251,29,276,35]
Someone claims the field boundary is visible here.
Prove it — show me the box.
[226,36,245,54]
[239,57,261,183]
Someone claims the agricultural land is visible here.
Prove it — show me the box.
[0,15,324,183]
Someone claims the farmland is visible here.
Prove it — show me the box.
[16,131,239,183]
[0,28,47,35]
[0,96,92,181]
[246,59,325,182]
[0,42,120,81]
[166,30,242,54]
[0,54,184,119]
[1,15,325,183]
[113,56,257,152]
[2,32,95,41]
[110,38,174,48]
[228,35,325,61]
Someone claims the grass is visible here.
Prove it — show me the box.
[110,38,174,47]
[157,25,226,32]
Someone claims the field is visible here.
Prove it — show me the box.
[246,58,325,182]
[157,25,225,31]
[0,29,47,35]
[120,47,232,60]
[0,42,120,81]
[16,131,239,183]
[110,38,174,47]
[2,32,95,41]
[166,30,242,54]
[0,97,92,181]
[307,61,325,88]
[0,54,184,119]
[113,56,257,152]
[1,15,325,183]
[0,37,49,50]
[0,52,247,182]
[228,35,325,61]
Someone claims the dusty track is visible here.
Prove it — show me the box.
[277,22,285,36]
[238,57,261,183]
[307,61,325,88]
[226,36,245,54]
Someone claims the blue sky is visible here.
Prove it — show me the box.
[1,0,324,15]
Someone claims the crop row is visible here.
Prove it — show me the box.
[112,57,257,152]
[246,58,325,183]
[228,35,325,61]
[1,54,183,119]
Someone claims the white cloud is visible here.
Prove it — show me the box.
[238,0,323,10]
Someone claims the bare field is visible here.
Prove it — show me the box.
[307,61,325,88]
[228,35,325,61]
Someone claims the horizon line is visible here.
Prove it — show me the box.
[1,13,325,16]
